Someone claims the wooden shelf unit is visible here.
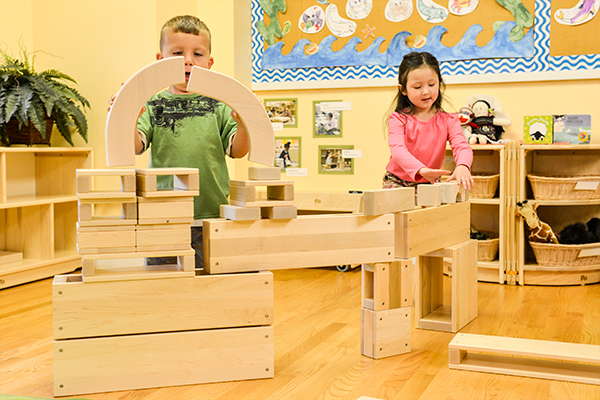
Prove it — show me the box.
[0,147,93,289]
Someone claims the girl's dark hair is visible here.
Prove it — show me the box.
[393,51,445,114]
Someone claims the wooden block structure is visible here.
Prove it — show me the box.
[53,271,274,396]
[415,240,478,333]
[417,182,468,207]
[448,333,600,385]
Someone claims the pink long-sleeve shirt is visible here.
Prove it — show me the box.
[386,110,473,182]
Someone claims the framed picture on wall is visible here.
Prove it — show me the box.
[318,145,354,175]
[313,100,343,137]
[274,137,301,170]
[264,98,297,128]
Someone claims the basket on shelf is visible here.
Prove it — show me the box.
[527,174,600,200]
[477,232,500,261]
[470,173,499,199]
[529,241,600,267]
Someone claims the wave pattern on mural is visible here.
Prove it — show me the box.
[251,0,599,86]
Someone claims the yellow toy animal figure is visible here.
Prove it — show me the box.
[516,200,559,244]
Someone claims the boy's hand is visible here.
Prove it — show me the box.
[419,167,452,184]
[447,164,474,191]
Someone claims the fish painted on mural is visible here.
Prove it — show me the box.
[417,0,449,23]
[555,0,599,26]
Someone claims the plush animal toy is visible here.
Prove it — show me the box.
[457,106,474,142]
[516,200,559,244]
[463,95,512,145]
[558,217,600,244]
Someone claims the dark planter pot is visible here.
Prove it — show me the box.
[4,118,54,146]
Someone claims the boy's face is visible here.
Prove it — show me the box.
[158,31,214,94]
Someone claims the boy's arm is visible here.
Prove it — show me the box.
[229,110,249,158]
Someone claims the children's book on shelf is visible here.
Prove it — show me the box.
[524,116,553,144]
[553,114,591,144]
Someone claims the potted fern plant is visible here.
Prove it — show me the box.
[0,49,90,146]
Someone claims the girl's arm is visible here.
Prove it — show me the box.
[447,114,474,190]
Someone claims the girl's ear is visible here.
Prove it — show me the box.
[398,84,407,95]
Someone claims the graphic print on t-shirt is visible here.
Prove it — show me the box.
[148,97,220,136]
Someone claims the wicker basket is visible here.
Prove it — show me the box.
[477,237,500,261]
[471,173,500,199]
[527,174,600,200]
[529,241,600,267]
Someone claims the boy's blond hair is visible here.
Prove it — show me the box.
[160,15,211,52]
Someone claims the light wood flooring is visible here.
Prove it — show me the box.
[1,267,599,400]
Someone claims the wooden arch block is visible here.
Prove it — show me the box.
[105,57,186,167]
[186,66,275,167]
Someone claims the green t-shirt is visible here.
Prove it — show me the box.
[137,91,237,219]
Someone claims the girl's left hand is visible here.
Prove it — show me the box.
[448,164,474,191]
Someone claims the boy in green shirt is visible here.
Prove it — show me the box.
[135,15,249,268]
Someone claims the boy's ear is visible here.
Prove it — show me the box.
[208,56,214,69]
[156,52,164,61]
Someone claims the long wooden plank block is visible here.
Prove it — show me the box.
[449,333,600,385]
[53,325,274,396]
[203,214,395,274]
[53,271,273,339]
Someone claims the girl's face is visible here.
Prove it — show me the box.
[401,66,439,114]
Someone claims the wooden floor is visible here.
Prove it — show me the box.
[1,267,599,400]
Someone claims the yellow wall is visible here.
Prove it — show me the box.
[1,0,598,192]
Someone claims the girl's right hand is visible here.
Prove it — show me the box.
[418,167,452,183]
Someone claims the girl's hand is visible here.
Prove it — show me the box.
[419,167,452,183]
[448,164,474,191]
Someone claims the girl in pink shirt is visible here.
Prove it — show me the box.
[383,52,473,191]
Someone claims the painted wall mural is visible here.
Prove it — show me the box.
[251,0,600,89]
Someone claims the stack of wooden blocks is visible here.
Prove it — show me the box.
[53,167,275,396]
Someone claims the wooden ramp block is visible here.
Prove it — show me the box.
[53,271,273,339]
[53,325,274,396]
[77,201,137,227]
[395,202,470,259]
[417,184,442,207]
[363,187,415,216]
[136,168,199,198]
[203,214,395,274]
[448,333,600,385]
[82,249,195,283]
[361,307,411,359]
[77,225,136,255]
[249,166,281,180]
[362,260,414,311]
[135,224,191,252]
[220,204,261,221]
[137,197,194,225]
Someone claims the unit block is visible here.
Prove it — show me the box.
[220,204,261,221]
[203,214,395,274]
[448,333,600,385]
[53,271,273,339]
[76,169,136,200]
[361,307,411,359]
[81,249,195,283]
[135,223,191,252]
[137,197,194,224]
[229,179,294,208]
[135,168,199,198]
[363,187,415,216]
[416,240,478,333]
[77,225,136,254]
[53,325,274,396]
[362,260,414,311]
[77,201,137,227]
[395,201,470,259]
[417,184,442,207]
[249,166,281,180]
[435,182,469,204]
[295,191,364,214]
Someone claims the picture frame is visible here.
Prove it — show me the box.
[274,137,301,170]
[264,98,297,128]
[313,100,343,138]
[318,145,354,175]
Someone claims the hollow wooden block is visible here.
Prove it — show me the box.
[416,240,478,333]
[362,260,414,311]
[417,184,442,207]
[220,204,261,221]
[448,333,600,385]
[53,325,274,396]
[229,179,294,208]
[395,202,470,259]
[135,168,199,198]
[363,187,415,216]
[77,201,137,227]
[230,185,256,203]
[249,166,281,180]
[203,214,395,274]
[77,225,136,254]
[261,206,297,220]
[137,197,194,224]
[135,224,191,252]
[266,185,294,201]
[53,270,273,339]
[81,249,195,283]
[76,169,137,200]
[361,307,411,359]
